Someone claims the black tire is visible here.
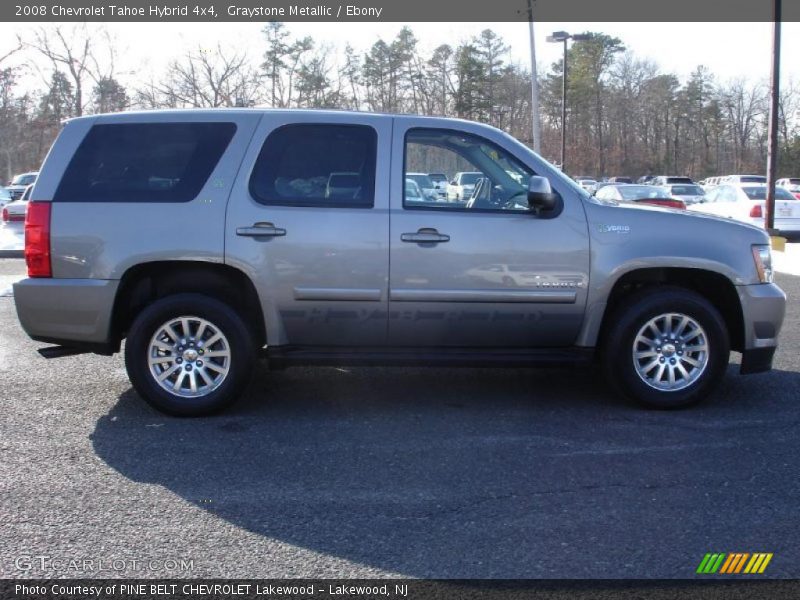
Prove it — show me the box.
[601,286,730,409]
[124,293,255,416]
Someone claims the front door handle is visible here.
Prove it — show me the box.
[236,222,286,237]
[401,228,450,244]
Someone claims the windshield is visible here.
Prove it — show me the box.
[428,173,447,183]
[669,184,704,196]
[405,180,422,199]
[741,186,796,200]
[665,177,693,184]
[459,173,482,185]
[0,188,10,199]
[739,176,766,183]
[11,174,36,186]
[407,174,434,189]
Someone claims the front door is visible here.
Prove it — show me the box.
[225,113,391,347]
[388,123,590,347]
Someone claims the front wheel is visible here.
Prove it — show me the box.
[124,294,255,416]
[602,287,730,409]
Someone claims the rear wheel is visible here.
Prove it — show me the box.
[124,294,255,416]
[602,287,730,408]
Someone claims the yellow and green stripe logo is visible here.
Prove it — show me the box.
[697,553,773,574]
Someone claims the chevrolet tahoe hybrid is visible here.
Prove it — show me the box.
[14,109,786,416]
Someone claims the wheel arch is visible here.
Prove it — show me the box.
[109,261,266,350]
[592,267,744,353]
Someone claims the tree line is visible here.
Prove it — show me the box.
[1,23,798,182]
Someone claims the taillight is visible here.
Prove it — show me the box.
[25,201,51,278]
[750,204,763,218]
[1,207,7,222]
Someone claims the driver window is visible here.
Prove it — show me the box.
[404,128,536,212]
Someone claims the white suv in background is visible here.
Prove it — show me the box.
[447,172,483,201]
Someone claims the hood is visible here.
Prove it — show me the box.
[602,197,768,238]
[589,197,769,237]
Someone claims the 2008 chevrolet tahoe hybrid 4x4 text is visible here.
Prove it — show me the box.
[14,110,786,416]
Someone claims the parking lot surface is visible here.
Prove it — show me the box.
[0,257,798,579]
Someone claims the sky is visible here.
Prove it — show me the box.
[2,21,798,93]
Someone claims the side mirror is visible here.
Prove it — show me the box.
[527,176,562,216]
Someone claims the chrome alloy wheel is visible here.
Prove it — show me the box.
[632,312,709,391]
[147,316,231,398]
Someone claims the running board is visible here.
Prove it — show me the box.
[37,346,91,359]
[265,346,594,369]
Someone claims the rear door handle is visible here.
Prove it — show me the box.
[236,222,286,237]
[401,228,450,244]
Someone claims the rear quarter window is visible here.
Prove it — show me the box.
[249,123,377,208]
[54,122,236,203]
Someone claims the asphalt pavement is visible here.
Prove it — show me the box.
[0,257,798,579]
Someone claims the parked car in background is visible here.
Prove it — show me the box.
[636,175,655,184]
[688,184,800,235]
[777,178,800,199]
[659,183,706,205]
[721,175,766,185]
[592,182,614,196]
[573,176,597,194]
[447,171,483,201]
[427,172,449,197]
[2,184,32,222]
[650,175,694,186]
[703,176,722,190]
[5,171,38,200]
[608,176,633,184]
[406,172,441,200]
[595,183,686,209]
[0,187,11,209]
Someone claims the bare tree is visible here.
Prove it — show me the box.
[156,45,262,108]
[30,25,95,116]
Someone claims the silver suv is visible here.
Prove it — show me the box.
[14,110,786,416]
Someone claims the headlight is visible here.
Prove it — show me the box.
[752,244,773,283]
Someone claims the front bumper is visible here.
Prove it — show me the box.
[13,278,120,349]
[737,282,786,374]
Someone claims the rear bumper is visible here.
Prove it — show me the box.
[773,218,800,233]
[737,282,786,374]
[13,278,119,349]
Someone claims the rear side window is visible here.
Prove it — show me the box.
[54,122,236,203]
[249,124,376,208]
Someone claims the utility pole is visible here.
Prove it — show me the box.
[527,0,541,154]
[765,0,781,234]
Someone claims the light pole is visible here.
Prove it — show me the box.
[546,31,590,174]
[526,0,541,153]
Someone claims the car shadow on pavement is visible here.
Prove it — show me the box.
[90,360,800,578]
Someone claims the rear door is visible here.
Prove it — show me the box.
[225,113,391,347]
[387,120,590,348]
